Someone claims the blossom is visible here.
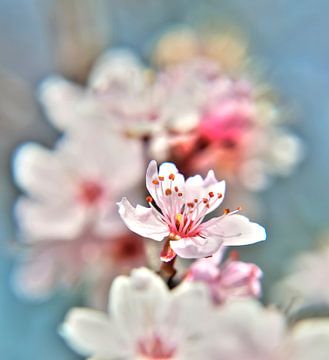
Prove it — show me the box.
[13,126,143,241]
[185,249,262,304]
[12,232,145,304]
[61,269,329,360]
[11,125,145,301]
[61,267,219,360]
[272,244,329,312]
[39,48,160,137]
[212,300,329,360]
[118,160,266,261]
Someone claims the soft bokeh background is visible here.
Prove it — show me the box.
[1,1,329,358]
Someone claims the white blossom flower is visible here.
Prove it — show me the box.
[61,267,219,360]
[39,48,160,137]
[13,126,143,241]
[118,160,266,260]
[61,269,329,360]
[185,249,262,304]
[273,244,329,312]
[208,300,329,360]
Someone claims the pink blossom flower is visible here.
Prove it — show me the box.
[185,249,262,304]
[118,160,266,261]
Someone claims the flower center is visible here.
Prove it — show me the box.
[147,174,223,238]
[137,334,176,360]
[78,180,104,205]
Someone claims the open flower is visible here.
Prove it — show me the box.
[185,249,262,304]
[13,126,143,241]
[61,267,219,360]
[118,160,266,260]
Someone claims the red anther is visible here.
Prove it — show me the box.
[158,176,164,181]
[187,202,194,208]
[217,193,223,199]
[206,204,210,208]
[146,196,153,203]
[174,186,179,192]
[152,179,159,185]
[194,198,198,203]
[236,206,242,211]
[178,192,183,197]
[165,188,172,196]
[202,198,209,203]
[168,173,175,180]
[224,208,230,214]
[208,191,214,198]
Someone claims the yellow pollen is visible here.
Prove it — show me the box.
[175,213,183,225]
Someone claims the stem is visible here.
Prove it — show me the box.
[159,256,177,285]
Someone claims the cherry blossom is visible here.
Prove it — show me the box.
[61,268,329,360]
[13,126,143,241]
[118,160,266,261]
[185,249,262,304]
[61,267,219,360]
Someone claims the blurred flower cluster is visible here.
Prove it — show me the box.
[10,24,327,360]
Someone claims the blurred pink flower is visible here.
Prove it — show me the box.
[185,249,262,304]
[118,160,266,261]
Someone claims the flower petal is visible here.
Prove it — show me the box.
[201,214,266,246]
[117,198,168,241]
[61,308,126,358]
[170,235,222,259]
[108,268,169,339]
[15,197,86,241]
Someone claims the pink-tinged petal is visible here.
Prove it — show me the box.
[200,214,266,246]
[117,198,168,241]
[15,198,86,241]
[170,236,222,259]
[146,160,185,213]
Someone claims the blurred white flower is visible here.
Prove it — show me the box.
[62,268,329,360]
[272,245,329,312]
[39,48,161,137]
[118,160,266,260]
[185,249,262,304]
[13,127,143,240]
[62,267,219,360]
[11,125,145,302]
[210,300,329,360]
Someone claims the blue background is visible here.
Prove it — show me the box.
[1,1,329,358]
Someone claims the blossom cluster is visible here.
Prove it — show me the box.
[8,24,324,360]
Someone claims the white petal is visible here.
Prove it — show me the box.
[170,235,222,259]
[201,214,266,246]
[117,198,168,241]
[108,268,169,339]
[61,308,126,358]
[11,255,56,301]
[290,319,329,360]
[12,142,74,201]
[38,76,84,131]
[15,198,86,241]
